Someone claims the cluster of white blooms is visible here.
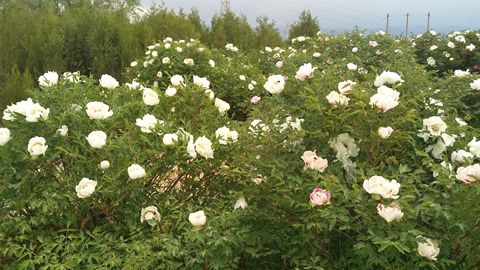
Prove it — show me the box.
[225,43,239,52]
[3,98,49,122]
[215,126,239,145]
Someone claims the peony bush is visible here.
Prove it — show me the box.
[1,32,480,269]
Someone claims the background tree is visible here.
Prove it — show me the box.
[287,10,320,40]
[254,16,285,49]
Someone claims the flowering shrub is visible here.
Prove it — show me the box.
[414,30,480,74]
[1,33,480,269]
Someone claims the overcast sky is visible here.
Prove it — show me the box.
[140,0,480,36]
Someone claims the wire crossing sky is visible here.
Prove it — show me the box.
[141,0,480,35]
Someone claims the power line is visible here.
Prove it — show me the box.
[310,0,384,19]
[280,0,385,27]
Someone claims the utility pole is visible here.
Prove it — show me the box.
[405,13,409,37]
[220,0,230,13]
[385,13,390,34]
[426,12,431,32]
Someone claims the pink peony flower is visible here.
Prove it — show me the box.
[310,188,331,206]
[301,151,328,172]
[456,164,480,184]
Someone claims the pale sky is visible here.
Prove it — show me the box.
[141,0,480,36]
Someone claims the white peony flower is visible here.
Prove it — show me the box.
[347,63,357,70]
[430,45,438,51]
[466,44,475,51]
[165,86,177,97]
[418,238,440,261]
[447,41,455,48]
[86,131,107,149]
[214,98,230,115]
[75,178,97,198]
[99,74,119,89]
[128,164,146,179]
[451,150,473,164]
[427,57,436,66]
[183,58,194,65]
[276,61,283,68]
[25,103,50,123]
[162,57,170,64]
[369,86,400,112]
[263,75,285,94]
[204,89,215,100]
[63,71,81,83]
[57,125,69,136]
[135,114,158,133]
[369,41,379,47]
[28,136,48,157]
[326,91,349,107]
[377,203,404,222]
[234,197,248,210]
[0,128,11,146]
[470,78,480,90]
[38,71,59,87]
[454,69,470,78]
[251,96,261,104]
[423,116,447,136]
[193,76,210,89]
[141,206,161,226]
[142,88,160,106]
[329,133,359,161]
[170,75,184,86]
[352,47,358,53]
[189,210,206,227]
[208,59,215,67]
[215,126,239,145]
[374,71,403,87]
[338,80,357,94]
[378,126,394,139]
[194,136,214,159]
[162,133,179,146]
[295,63,315,81]
[130,61,138,67]
[363,175,400,199]
[187,140,197,158]
[99,160,110,170]
[86,102,113,120]
[468,137,480,157]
